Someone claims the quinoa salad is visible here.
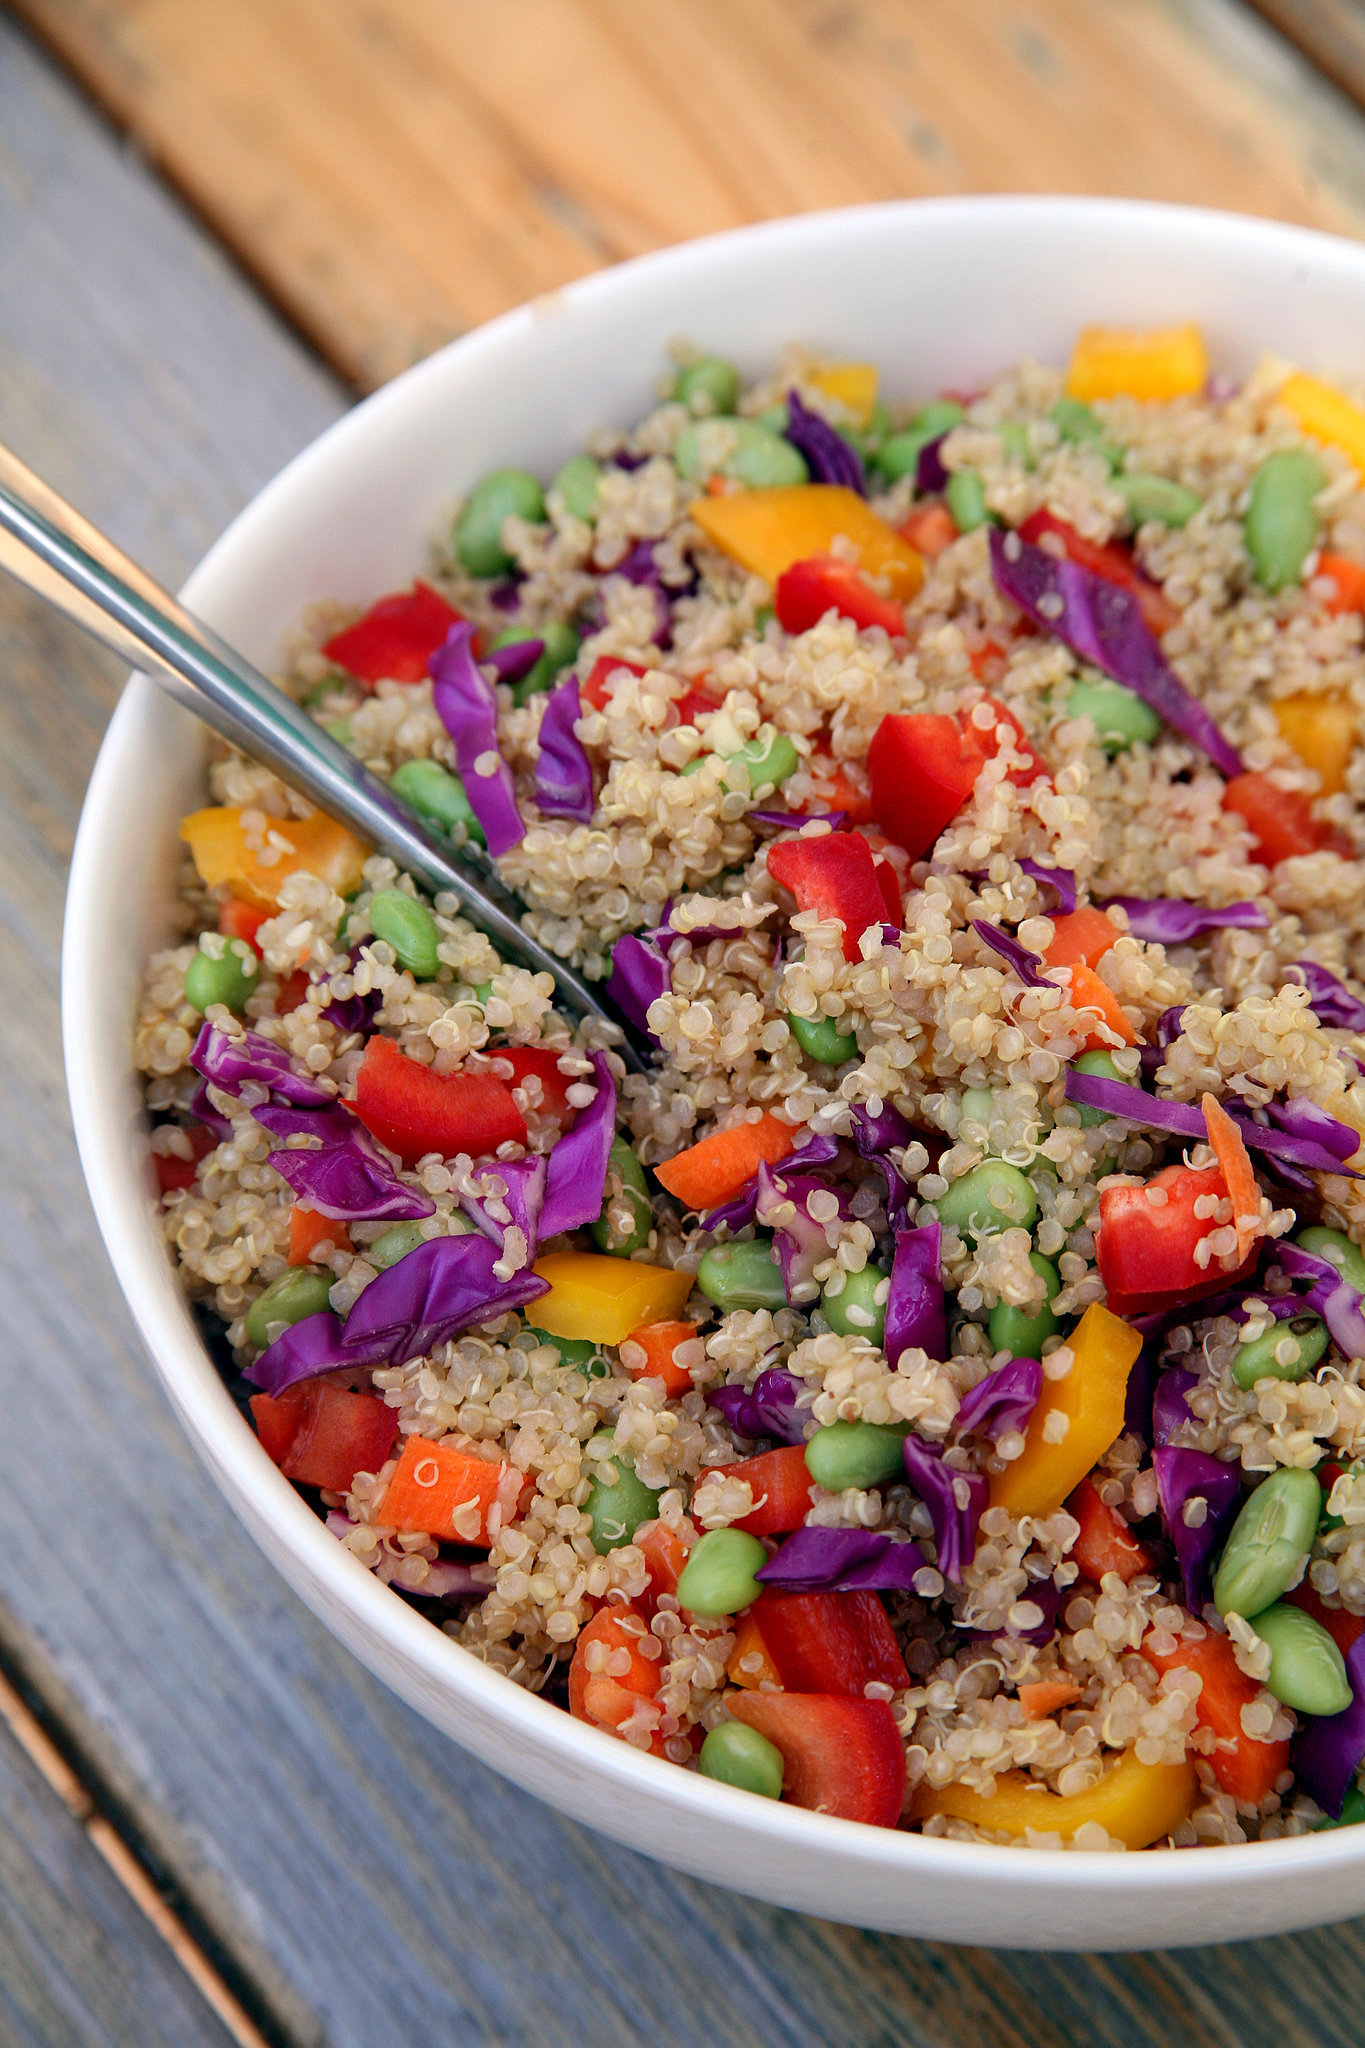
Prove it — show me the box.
[138,324,1365,1850]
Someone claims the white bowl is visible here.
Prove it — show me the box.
[63,196,1365,1950]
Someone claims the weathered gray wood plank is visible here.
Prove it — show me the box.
[10,12,1365,2048]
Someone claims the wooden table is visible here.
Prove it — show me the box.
[11,4,1365,2042]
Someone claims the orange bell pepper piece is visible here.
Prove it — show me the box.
[1043,908,1122,970]
[1277,371,1365,474]
[689,486,923,601]
[989,1303,1142,1519]
[1066,324,1208,403]
[1273,689,1356,796]
[180,806,368,908]
[913,1746,1197,1848]
[1066,964,1137,1049]
[286,1204,353,1266]
[1140,1625,1290,1805]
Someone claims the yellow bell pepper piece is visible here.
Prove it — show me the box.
[1274,690,1356,796]
[808,362,879,428]
[530,1252,693,1347]
[689,486,922,600]
[180,805,369,908]
[912,1748,1197,1849]
[1066,324,1208,404]
[1278,371,1365,474]
[989,1302,1141,1519]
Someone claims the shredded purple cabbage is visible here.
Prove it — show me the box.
[460,1154,547,1254]
[972,918,1047,987]
[484,637,545,685]
[1101,897,1268,944]
[488,573,525,611]
[784,390,866,494]
[533,675,594,822]
[710,1367,807,1446]
[989,527,1242,776]
[190,1021,335,1108]
[698,1132,839,1233]
[332,1232,549,1374]
[643,906,770,951]
[755,1525,926,1594]
[321,944,382,1035]
[902,1434,985,1583]
[604,934,670,1045]
[1018,859,1077,914]
[1289,960,1365,1032]
[1153,1446,1242,1610]
[537,1050,617,1241]
[243,1309,350,1394]
[254,1102,435,1222]
[608,447,649,472]
[1265,1099,1360,1163]
[1296,1633,1365,1818]
[1152,1367,1199,1447]
[1276,1243,1365,1360]
[189,1077,234,1144]
[885,1223,946,1368]
[955,1358,1043,1441]
[429,621,525,856]
[1140,1004,1187,1077]
[748,806,849,831]
[755,1165,846,1306]
[960,1577,1062,1646]
[611,539,671,645]
[849,1100,914,1229]
[1063,1069,1362,1177]
[915,433,950,496]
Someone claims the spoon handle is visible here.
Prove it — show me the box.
[0,441,643,1067]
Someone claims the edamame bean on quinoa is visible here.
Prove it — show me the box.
[143,323,1365,1844]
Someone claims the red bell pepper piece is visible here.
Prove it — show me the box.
[774,554,906,637]
[899,502,959,559]
[634,1515,698,1606]
[806,759,875,825]
[765,831,890,963]
[1066,1476,1153,1583]
[1043,907,1122,969]
[1222,772,1350,866]
[217,898,271,951]
[674,682,721,726]
[1284,1578,1365,1658]
[746,1588,908,1694]
[287,1204,353,1266]
[567,1606,666,1754]
[1096,1162,1256,1317]
[320,581,464,684]
[153,1121,218,1194]
[727,1692,906,1827]
[708,1446,816,1537]
[1317,552,1365,616]
[975,695,1046,787]
[1140,1625,1289,1807]
[494,1044,577,1125]
[866,713,983,860]
[250,1382,398,1493]
[1018,509,1179,638]
[354,1034,526,1166]
[874,858,903,927]
[580,655,650,711]
[274,968,312,1015]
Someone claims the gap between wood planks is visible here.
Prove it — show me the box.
[0,1641,289,2048]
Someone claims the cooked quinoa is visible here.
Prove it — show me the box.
[138,330,1365,1850]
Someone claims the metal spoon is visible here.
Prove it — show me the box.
[0,439,645,1069]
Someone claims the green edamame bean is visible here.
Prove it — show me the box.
[496,620,582,705]
[1071,1049,1128,1127]
[245,1268,333,1351]
[589,1138,653,1256]
[787,1009,857,1063]
[959,1087,996,1131]
[854,400,893,459]
[674,356,741,415]
[582,1430,662,1553]
[753,604,775,637]
[726,731,800,792]
[1252,1601,1353,1715]
[525,1325,604,1371]
[1065,676,1162,753]
[804,1419,907,1491]
[1315,1783,1365,1829]
[472,980,494,1005]
[1116,472,1202,528]
[988,1253,1062,1360]
[698,1720,784,1799]
[1050,397,1123,470]
[873,401,967,486]
[997,420,1033,470]
[1213,1465,1323,1620]
[368,889,441,981]
[674,418,809,487]
[322,717,353,746]
[184,937,259,1014]
[367,1222,428,1270]
[821,1264,887,1346]
[1245,448,1325,592]
[945,470,990,533]
[934,1160,1038,1242]
[1231,1313,1328,1391]
[455,468,547,578]
[390,757,485,845]
[1296,1227,1365,1295]
[696,1237,788,1312]
[300,672,349,708]
[552,454,602,523]
[675,1527,769,1615]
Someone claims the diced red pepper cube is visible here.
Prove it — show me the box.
[320,582,464,685]
[153,1121,217,1195]
[765,832,889,963]
[728,1691,906,1827]
[354,1034,526,1166]
[1222,772,1350,867]
[747,1588,909,1695]
[1096,1162,1258,1316]
[708,1445,816,1536]
[774,555,906,637]
[581,655,650,712]
[217,898,270,951]
[493,1044,578,1125]
[866,713,983,860]
[250,1383,398,1494]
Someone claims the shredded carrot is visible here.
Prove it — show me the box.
[621,1320,698,1397]
[568,1607,665,1752]
[381,1436,530,1546]
[634,1515,697,1603]
[899,502,958,558]
[1017,1679,1082,1720]
[1066,964,1137,1048]
[1318,552,1365,615]
[287,1204,352,1266]
[1201,1092,1263,1261]
[654,1113,798,1211]
[1043,907,1122,969]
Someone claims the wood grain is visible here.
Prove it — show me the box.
[17,0,1365,389]
[11,11,1365,2047]
[1246,0,1365,110]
